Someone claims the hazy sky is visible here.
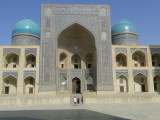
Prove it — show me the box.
[0,0,160,45]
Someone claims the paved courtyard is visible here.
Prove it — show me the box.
[0,103,160,120]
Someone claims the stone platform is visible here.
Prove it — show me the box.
[84,93,160,104]
[0,93,160,106]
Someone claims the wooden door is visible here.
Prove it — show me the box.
[29,87,33,94]
[72,80,76,93]
[120,86,124,92]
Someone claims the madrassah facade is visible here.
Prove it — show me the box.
[0,4,160,105]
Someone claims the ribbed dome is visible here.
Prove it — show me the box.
[111,19,138,35]
[12,19,40,37]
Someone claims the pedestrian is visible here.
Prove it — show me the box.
[77,97,79,104]
[73,96,77,106]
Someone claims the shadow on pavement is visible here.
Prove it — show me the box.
[0,109,130,120]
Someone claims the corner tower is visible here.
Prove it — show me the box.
[111,19,138,45]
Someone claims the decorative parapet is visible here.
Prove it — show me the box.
[116,70,128,78]
[23,71,36,79]
[133,70,148,77]
[3,72,18,79]
[3,48,21,56]
[25,48,37,56]
[115,48,127,55]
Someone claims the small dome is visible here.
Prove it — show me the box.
[12,19,40,37]
[111,19,138,35]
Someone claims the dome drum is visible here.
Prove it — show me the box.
[112,33,138,45]
[12,34,40,46]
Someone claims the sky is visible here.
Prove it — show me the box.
[0,0,160,45]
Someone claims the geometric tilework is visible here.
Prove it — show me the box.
[133,70,148,77]
[116,70,128,78]
[23,71,36,79]
[150,48,160,55]
[152,69,160,78]
[59,69,67,78]
[25,48,37,56]
[85,69,94,79]
[115,48,127,55]
[70,70,82,80]
[3,48,21,56]
[130,48,147,54]
[3,72,18,79]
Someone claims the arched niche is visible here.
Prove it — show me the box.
[132,51,146,67]
[25,54,36,68]
[71,54,81,69]
[59,53,67,69]
[117,75,128,92]
[152,53,160,67]
[3,75,17,94]
[116,53,127,67]
[86,53,93,69]
[134,73,148,92]
[153,75,160,92]
[24,76,35,94]
[60,76,67,90]
[5,52,19,68]
[57,23,96,69]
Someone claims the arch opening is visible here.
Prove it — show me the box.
[152,53,160,67]
[72,78,81,94]
[25,54,36,68]
[24,76,35,94]
[5,53,19,68]
[116,53,127,67]
[134,73,148,92]
[132,51,146,67]
[117,75,128,92]
[153,75,160,92]
[57,23,96,70]
[3,75,17,94]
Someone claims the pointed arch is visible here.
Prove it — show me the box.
[152,53,160,67]
[132,50,147,67]
[59,52,67,69]
[5,52,19,68]
[134,73,148,92]
[56,22,96,44]
[116,53,127,67]
[117,75,128,92]
[25,54,36,68]
[24,76,35,94]
[3,75,17,94]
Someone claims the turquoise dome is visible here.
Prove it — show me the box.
[111,19,138,35]
[12,19,40,37]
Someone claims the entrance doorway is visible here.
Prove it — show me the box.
[5,87,9,94]
[141,84,145,92]
[29,87,33,94]
[72,78,81,94]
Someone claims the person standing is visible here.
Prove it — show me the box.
[73,96,77,106]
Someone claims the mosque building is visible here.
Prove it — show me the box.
[0,4,160,105]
